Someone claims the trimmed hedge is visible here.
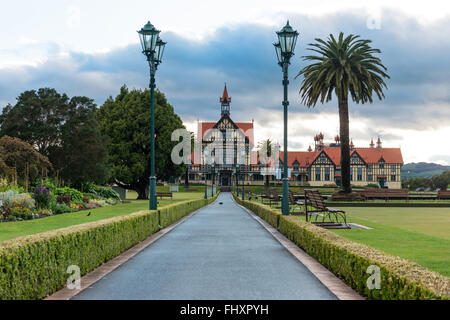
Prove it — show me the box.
[234,195,280,228]
[0,195,218,300]
[160,197,217,228]
[233,194,449,300]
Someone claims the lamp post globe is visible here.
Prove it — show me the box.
[274,20,299,216]
[138,20,166,210]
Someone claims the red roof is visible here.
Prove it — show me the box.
[198,121,254,145]
[279,147,403,166]
[354,148,403,164]
[279,151,319,167]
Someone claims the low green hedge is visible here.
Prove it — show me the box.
[234,195,449,300]
[233,194,280,228]
[0,195,218,300]
[160,196,217,228]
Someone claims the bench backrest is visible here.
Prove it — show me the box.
[438,190,450,196]
[304,189,326,209]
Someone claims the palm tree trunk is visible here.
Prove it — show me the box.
[338,97,352,193]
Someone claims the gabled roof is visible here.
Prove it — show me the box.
[198,116,254,145]
[355,148,403,164]
[279,147,403,167]
[279,151,318,167]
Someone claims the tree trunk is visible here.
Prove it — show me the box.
[184,166,189,188]
[136,185,148,200]
[338,97,352,193]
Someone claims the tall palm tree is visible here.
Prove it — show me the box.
[296,32,389,193]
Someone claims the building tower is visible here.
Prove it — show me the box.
[220,84,231,117]
[370,139,375,148]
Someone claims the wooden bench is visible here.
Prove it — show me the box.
[438,190,450,199]
[357,188,409,201]
[304,189,348,228]
[156,192,173,200]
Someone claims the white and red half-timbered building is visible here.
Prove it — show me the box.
[187,86,403,189]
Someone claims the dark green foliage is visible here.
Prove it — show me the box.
[0,196,217,299]
[81,182,120,200]
[97,86,186,199]
[0,88,109,187]
[234,195,449,300]
[0,136,52,187]
[402,171,450,190]
[402,162,450,179]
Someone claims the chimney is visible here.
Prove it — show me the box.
[376,137,382,148]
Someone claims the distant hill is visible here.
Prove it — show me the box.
[401,162,450,179]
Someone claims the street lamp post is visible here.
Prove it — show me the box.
[204,165,208,199]
[240,148,245,201]
[274,21,299,216]
[211,163,215,197]
[138,21,166,210]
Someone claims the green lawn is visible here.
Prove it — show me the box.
[320,207,450,276]
[0,192,204,243]
[246,195,450,276]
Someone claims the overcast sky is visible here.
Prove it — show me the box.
[1,0,449,164]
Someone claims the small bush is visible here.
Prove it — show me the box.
[55,187,83,203]
[50,202,73,215]
[33,186,52,209]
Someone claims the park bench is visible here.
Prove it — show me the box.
[156,192,173,200]
[437,190,450,199]
[357,188,409,201]
[288,192,305,215]
[304,189,349,229]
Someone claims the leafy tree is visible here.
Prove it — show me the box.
[0,88,108,186]
[97,86,186,199]
[296,33,389,193]
[0,136,52,189]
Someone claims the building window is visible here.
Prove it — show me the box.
[391,164,396,172]
[368,167,372,173]
[350,170,353,181]
[325,167,330,181]
[391,175,396,181]
[357,168,363,181]
[293,162,299,171]
[315,167,321,181]
[368,175,373,182]
[379,162,385,169]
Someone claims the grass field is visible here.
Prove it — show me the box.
[245,195,450,276]
[0,192,204,243]
[307,207,450,276]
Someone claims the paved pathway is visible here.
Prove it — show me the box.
[73,193,337,300]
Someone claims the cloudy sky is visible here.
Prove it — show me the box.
[1,0,449,164]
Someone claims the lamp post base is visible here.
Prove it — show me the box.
[149,176,157,210]
[282,177,289,215]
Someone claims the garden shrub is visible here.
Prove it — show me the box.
[0,195,218,299]
[33,186,52,209]
[55,187,83,203]
[235,196,449,300]
[0,191,35,218]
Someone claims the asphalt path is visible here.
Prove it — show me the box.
[73,193,337,300]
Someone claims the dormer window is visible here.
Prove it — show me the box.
[293,161,299,171]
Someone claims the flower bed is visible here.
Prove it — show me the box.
[0,185,122,223]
